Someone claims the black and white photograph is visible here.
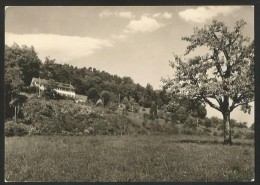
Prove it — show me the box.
[4,5,255,182]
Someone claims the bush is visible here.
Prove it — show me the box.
[204,118,212,128]
[153,122,165,132]
[21,86,38,94]
[244,132,254,140]
[250,123,254,130]
[5,121,30,136]
[233,131,242,139]
[137,127,149,135]
[108,103,118,113]
[165,125,179,134]
[217,124,224,131]
[184,116,197,129]
[181,128,195,135]
[210,116,222,128]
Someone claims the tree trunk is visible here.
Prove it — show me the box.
[222,112,232,145]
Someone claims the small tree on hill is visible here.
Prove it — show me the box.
[149,101,157,120]
[88,87,100,102]
[163,20,254,144]
[100,91,111,106]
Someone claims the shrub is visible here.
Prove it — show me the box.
[184,116,197,129]
[153,122,165,132]
[204,118,212,128]
[233,131,242,139]
[108,103,118,113]
[137,127,149,135]
[210,116,222,128]
[42,88,63,100]
[5,121,30,136]
[157,110,164,119]
[250,123,254,130]
[23,117,32,125]
[28,126,42,136]
[217,124,224,131]
[21,86,38,94]
[165,125,179,134]
[200,129,211,136]
[181,128,195,135]
[244,132,254,140]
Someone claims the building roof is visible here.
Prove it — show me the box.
[31,77,75,90]
[31,77,49,85]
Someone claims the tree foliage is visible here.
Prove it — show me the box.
[5,43,42,118]
[5,43,42,86]
[100,91,111,106]
[163,20,254,144]
[87,87,100,102]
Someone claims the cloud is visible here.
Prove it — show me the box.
[5,32,113,61]
[162,12,172,19]
[124,15,164,34]
[112,34,128,41]
[179,6,241,23]
[118,12,135,19]
[153,13,161,18]
[152,12,173,19]
[99,10,135,19]
[99,9,113,17]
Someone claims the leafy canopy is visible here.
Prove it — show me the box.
[164,20,254,114]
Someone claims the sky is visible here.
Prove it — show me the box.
[5,6,254,125]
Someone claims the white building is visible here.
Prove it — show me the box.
[30,77,76,98]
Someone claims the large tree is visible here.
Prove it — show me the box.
[163,20,254,144]
[5,43,42,86]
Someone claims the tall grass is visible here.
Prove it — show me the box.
[5,135,254,182]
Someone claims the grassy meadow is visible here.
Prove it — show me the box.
[5,135,254,182]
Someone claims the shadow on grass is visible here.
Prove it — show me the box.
[178,139,253,146]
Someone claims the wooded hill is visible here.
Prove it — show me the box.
[5,43,171,117]
[5,43,253,138]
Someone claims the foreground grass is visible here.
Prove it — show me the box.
[5,135,254,182]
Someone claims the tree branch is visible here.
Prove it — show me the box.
[230,101,254,112]
[229,33,240,47]
[202,96,221,111]
[213,94,222,107]
[212,51,224,79]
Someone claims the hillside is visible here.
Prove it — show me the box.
[5,93,254,141]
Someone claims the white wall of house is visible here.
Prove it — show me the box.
[55,89,76,98]
[32,80,75,98]
[33,82,45,90]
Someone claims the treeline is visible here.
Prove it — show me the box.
[40,57,168,108]
[5,43,170,118]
